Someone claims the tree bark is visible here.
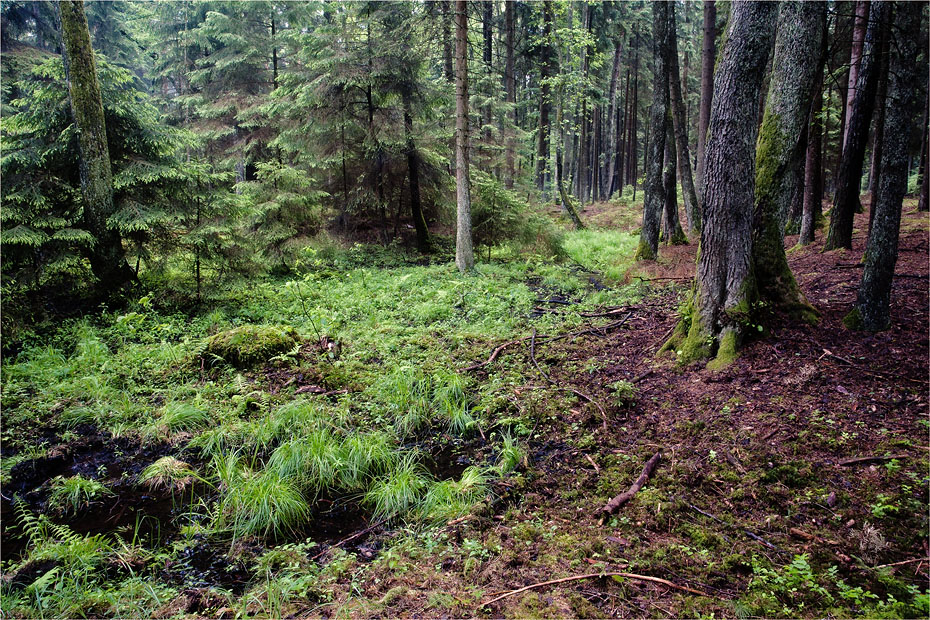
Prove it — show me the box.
[918,101,929,212]
[824,0,886,250]
[696,0,716,198]
[867,10,891,237]
[848,1,921,332]
[603,38,623,200]
[662,116,687,245]
[636,0,670,261]
[843,0,870,153]
[536,0,553,193]
[454,0,473,272]
[667,3,701,235]
[661,0,777,369]
[403,92,430,253]
[504,0,516,189]
[799,28,827,246]
[751,1,824,323]
[442,0,453,82]
[59,0,132,292]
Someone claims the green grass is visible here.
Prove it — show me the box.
[48,475,112,515]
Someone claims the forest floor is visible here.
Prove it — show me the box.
[1,198,927,619]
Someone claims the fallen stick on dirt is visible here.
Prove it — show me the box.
[600,452,661,517]
[631,369,654,384]
[310,518,387,561]
[481,571,709,607]
[584,453,601,473]
[837,454,909,466]
[873,557,928,569]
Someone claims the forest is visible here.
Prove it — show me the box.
[0,0,928,617]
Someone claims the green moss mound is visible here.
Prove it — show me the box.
[206,325,299,367]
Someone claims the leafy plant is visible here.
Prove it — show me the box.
[48,475,112,514]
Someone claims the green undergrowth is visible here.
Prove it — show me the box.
[1,229,639,617]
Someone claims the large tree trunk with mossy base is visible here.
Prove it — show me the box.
[667,3,701,235]
[453,0,473,272]
[845,1,921,332]
[750,1,823,324]
[824,1,887,251]
[59,0,133,292]
[636,0,670,261]
[662,117,687,245]
[660,0,776,369]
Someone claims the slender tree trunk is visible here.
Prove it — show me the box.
[843,0,870,152]
[825,1,887,250]
[918,101,929,212]
[403,92,430,252]
[867,11,891,237]
[536,1,553,193]
[800,29,827,246]
[832,1,854,193]
[629,30,639,190]
[555,96,585,230]
[662,116,687,245]
[482,0,493,151]
[442,0,453,82]
[696,0,715,198]
[504,0,516,189]
[636,1,670,261]
[59,0,132,292]
[751,0,824,323]
[668,3,701,235]
[662,0,777,368]
[603,38,623,200]
[454,0,473,272]
[848,1,921,331]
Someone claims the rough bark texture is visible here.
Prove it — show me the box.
[867,21,890,197]
[442,0,453,82]
[917,101,928,212]
[504,0,515,189]
[667,3,701,235]
[843,0,870,152]
[636,1,670,261]
[59,0,132,292]
[603,39,623,200]
[536,1,553,193]
[800,42,826,246]
[454,0,473,272]
[696,0,716,198]
[662,0,776,369]
[846,1,921,332]
[751,1,823,323]
[824,1,886,250]
[661,117,687,245]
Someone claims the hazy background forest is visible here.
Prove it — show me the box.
[1,1,928,618]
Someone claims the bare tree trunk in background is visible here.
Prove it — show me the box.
[696,0,715,199]
[636,0,670,261]
[536,0,553,193]
[825,1,887,250]
[752,0,824,323]
[800,25,827,246]
[661,0,776,368]
[59,0,133,292]
[555,96,585,230]
[454,0,473,272]
[603,38,623,200]
[668,2,701,235]
[843,0,870,152]
[629,29,639,191]
[849,1,921,331]
[482,0,492,150]
[504,0,515,189]
[403,91,430,253]
[831,1,854,192]
[867,11,891,236]
[662,116,687,245]
[918,101,929,212]
[442,0,453,82]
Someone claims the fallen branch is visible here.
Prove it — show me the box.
[837,454,908,466]
[584,454,601,473]
[600,452,661,517]
[481,571,709,607]
[873,557,928,569]
[631,369,654,384]
[310,518,387,561]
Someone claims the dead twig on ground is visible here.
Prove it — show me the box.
[584,454,601,473]
[873,557,928,569]
[600,452,661,518]
[310,518,387,561]
[481,571,709,607]
[837,454,908,466]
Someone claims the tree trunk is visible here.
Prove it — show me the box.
[59,0,132,292]
[799,28,827,246]
[824,1,887,250]
[536,0,553,193]
[751,1,824,324]
[661,0,777,369]
[629,30,639,190]
[504,0,516,189]
[442,0,453,82]
[482,0,492,149]
[918,101,929,211]
[843,0,870,153]
[454,0,473,272]
[556,96,585,230]
[636,0,670,261]
[847,1,921,332]
[668,2,701,235]
[696,0,716,198]
[831,1,854,192]
[403,92,430,253]
[662,116,687,245]
[603,38,623,199]
[867,10,891,237]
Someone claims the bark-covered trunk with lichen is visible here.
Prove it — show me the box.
[661,0,776,369]
[636,0,670,261]
[454,0,473,272]
[751,1,823,324]
[668,3,701,235]
[845,1,921,332]
[59,0,132,292]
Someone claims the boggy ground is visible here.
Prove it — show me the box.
[346,204,929,618]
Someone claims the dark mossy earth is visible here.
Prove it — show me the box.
[2,198,928,619]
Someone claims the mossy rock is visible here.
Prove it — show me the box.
[206,325,299,368]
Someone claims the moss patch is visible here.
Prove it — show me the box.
[206,324,299,367]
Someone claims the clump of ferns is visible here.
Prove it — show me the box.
[212,452,310,541]
[14,501,113,576]
[47,475,113,515]
[420,466,490,523]
[138,456,205,495]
